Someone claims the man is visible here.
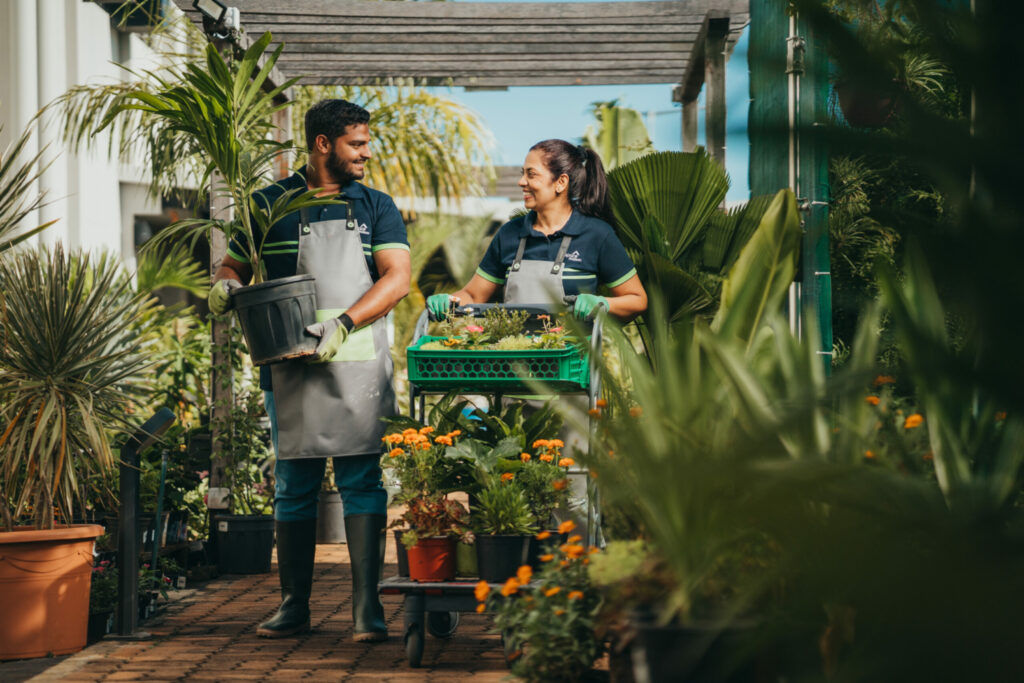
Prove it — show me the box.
[209,100,410,642]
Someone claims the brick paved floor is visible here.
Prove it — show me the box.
[14,539,514,683]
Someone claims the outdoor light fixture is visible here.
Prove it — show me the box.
[193,0,226,23]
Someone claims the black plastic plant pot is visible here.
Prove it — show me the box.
[231,274,318,366]
[475,535,531,583]
[213,514,275,574]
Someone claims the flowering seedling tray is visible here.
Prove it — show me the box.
[407,336,589,392]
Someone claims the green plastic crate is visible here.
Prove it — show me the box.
[407,336,590,392]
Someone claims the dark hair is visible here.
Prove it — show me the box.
[529,139,612,223]
[305,99,370,151]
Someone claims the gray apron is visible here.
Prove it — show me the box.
[270,204,397,459]
[502,217,573,305]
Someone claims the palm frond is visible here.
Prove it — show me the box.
[0,124,54,252]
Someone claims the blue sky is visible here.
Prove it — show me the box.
[432,1,751,202]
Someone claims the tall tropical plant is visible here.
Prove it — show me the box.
[583,100,654,170]
[0,124,54,253]
[0,246,155,530]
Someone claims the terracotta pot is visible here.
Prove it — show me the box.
[0,524,104,660]
[406,536,456,582]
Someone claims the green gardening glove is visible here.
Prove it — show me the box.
[572,293,609,321]
[426,293,456,321]
[209,278,242,315]
[305,318,350,363]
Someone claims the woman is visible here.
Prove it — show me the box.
[426,139,647,320]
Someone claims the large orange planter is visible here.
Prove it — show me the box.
[0,524,104,660]
[406,536,456,582]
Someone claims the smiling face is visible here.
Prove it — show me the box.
[519,149,568,211]
[322,123,372,185]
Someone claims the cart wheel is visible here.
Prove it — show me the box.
[501,630,518,669]
[405,621,425,667]
[426,610,460,638]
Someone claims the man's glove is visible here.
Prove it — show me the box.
[570,293,609,321]
[209,278,242,315]
[305,318,350,363]
[426,293,456,321]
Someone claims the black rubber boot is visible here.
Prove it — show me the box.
[344,514,388,642]
[256,519,316,638]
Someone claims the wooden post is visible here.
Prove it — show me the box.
[704,18,729,167]
[207,172,232,511]
[682,96,699,152]
[272,106,293,180]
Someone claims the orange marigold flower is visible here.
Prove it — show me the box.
[476,603,486,613]
[500,578,520,597]
[434,435,453,446]
[520,452,531,462]
[554,609,566,616]
[588,546,600,554]
[558,457,575,468]
[536,531,551,540]
[388,448,405,458]
[539,453,554,463]
[588,408,602,417]
[996,412,1007,422]
[590,470,599,479]
[450,429,462,436]
[419,426,435,435]
[904,414,924,429]
[550,439,564,449]
[559,560,570,568]
[567,534,582,544]
[865,450,876,459]
[416,441,432,451]
[629,406,643,418]
[873,375,896,387]
[516,565,533,584]
[474,580,490,602]
[501,472,515,482]
[539,554,555,562]
[552,479,568,491]
[383,433,404,444]
[568,591,584,600]
[558,520,576,534]
[562,544,585,559]
[865,395,880,406]
[532,439,550,449]
[595,398,608,408]
[544,586,561,597]
[402,428,419,436]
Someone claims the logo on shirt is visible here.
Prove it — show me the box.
[565,250,583,263]
[357,221,370,235]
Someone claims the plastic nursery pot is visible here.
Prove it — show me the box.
[406,536,457,582]
[213,514,275,574]
[476,534,531,583]
[456,540,478,577]
[394,530,410,577]
[0,524,105,660]
[316,491,346,544]
[231,274,318,365]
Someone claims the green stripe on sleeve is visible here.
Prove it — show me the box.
[476,267,505,285]
[606,268,637,289]
[226,246,250,264]
[371,243,411,253]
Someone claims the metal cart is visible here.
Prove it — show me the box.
[386,303,604,667]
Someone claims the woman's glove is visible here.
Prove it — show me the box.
[426,293,456,321]
[208,278,242,315]
[305,318,350,363]
[572,293,609,320]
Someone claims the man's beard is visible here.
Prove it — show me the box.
[325,149,363,186]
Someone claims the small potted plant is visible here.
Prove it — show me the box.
[472,477,538,583]
[396,495,470,582]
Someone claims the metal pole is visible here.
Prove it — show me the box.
[116,441,140,637]
[150,450,169,570]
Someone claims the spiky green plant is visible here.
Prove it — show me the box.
[473,482,537,536]
[0,246,155,530]
[0,124,54,253]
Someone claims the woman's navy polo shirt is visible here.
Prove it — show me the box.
[476,211,637,295]
[226,170,409,280]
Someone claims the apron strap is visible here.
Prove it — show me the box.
[551,235,573,275]
[300,203,355,230]
[511,237,528,272]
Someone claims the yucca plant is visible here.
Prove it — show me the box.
[473,482,537,536]
[0,246,155,530]
[96,31,336,283]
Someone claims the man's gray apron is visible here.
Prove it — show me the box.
[270,205,396,459]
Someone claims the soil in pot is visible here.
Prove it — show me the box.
[231,274,318,365]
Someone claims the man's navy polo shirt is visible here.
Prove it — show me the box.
[476,211,637,295]
[227,170,408,391]
[226,170,409,280]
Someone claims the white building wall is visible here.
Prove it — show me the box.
[0,0,181,265]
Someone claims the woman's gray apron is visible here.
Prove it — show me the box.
[270,205,396,459]
[502,218,573,305]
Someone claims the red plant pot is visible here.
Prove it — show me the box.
[406,536,456,582]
